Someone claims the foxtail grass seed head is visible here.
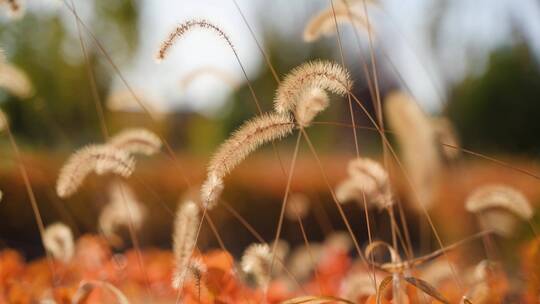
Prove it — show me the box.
[241,243,272,288]
[156,19,234,62]
[303,5,370,42]
[385,91,441,211]
[336,157,393,210]
[43,222,74,264]
[56,145,135,198]
[98,181,146,248]
[201,113,293,208]
[294,87,330,127]
[431,117,461,160]
[465,184,533,237]
[274,60,351,114]
[108,128,162,156]
[285,192,311,221]
[172,200,200,289]
[0,63,33,98]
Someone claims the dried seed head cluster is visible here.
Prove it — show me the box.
[294,88,330,127]
[56,145,135,198]
[188,257,207,284]
[0,63,33,98]
[336,157,393,210]
[385,91,441,211]
[43,222,74,264]
[285,192,311,221]
[108,128,162,156]
[303,4,370,42]
[241,243,272,288]
[274,60,352,114]
[156,19,234,62]
[172,200,200,289]
[201,113,294,208]
[98,181,146,248]
[465,184,533,237]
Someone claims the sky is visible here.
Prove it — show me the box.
[26,0,540,114]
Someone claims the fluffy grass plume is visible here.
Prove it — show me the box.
[385,91,441,211]
[43,222,74,264]
[303,4,370,42]
[465,184,533,237]
[108,128,162,156]
[294,87,330,127]
[98,181,146,248]
[0,62,33,98]
[336,157,393,210]
[156,19,234,62]
[285,192,311,221]
[274,60,352,114]
[241,243,272,288]
[201,113,294,208]
[56,145,135,198]
[172,200,200,289]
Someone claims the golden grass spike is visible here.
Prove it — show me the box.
[274,60,351,115]
[285,192,311,221]
[0,109,8,132]
[43,222,74,264]
[201,113,294,208]
[180,66,239,90]
[336,157,393,210]
[404,276,450,304]
[72,280,129,304]
[156,19,234,62]
[172,200,200,289]
[98,181,146,248]
[385,91,441,211]
[241,243,272,288]
[108,128,162,156]
[0,63,33,98]
[295,88,330,127]
[465,184,533,237]
[56,145,135,198]
[281,295,356,304]
[303,4,370,42]
[376,275,393,304]
[431,117,461,160]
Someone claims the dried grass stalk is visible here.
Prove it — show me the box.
[43,222,74,263]
[241,243,272,288]
[98,181,146,248]
[172,200,200,289]
[201,113,294,208]
[56,145,135,198]
[385,91,441,211]
[108,128,162,156]
[465,184,533,237]
[274,60,351,115]
[156,19,234,62]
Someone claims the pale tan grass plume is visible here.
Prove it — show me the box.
[241,243,272,289]
[108,128,162,156]
[294,88,330,127]
[43,222,74,264]
[172,200,200,289]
